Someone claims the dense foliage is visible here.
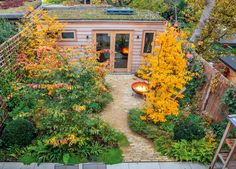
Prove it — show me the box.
[179,57,205,107]
[222,88,236,114]
[128,109,216,164]
[137,27,191,123]
[129,46,215,164]
[2,119,36,147]
[0,10,125,164]
[0,19,17,44]
[184,0,236,61]
[173,114,205,141]
[129,0,186,22]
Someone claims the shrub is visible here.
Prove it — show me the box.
[174,114,205,141]
[97,148,123,164]
[168,138,215,164]
[0,19,17,44]
[154,135,216,164]
[128,108,169,140]
[222,88,236,114]
[179,58,206,108]
[2,119,36,146]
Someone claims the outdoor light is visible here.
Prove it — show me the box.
[137,35,140,39]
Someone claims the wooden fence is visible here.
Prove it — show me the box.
[198,57,236,121]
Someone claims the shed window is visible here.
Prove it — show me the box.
[143,32,154,54]
[61,31,76,41]
[78,0,91,4]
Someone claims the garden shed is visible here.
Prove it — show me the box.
[220,56,236,84]
[44,6,166,72]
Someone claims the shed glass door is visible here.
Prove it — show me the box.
[114,33,130,70]
[96,33,111,65]
[95,31,132,72]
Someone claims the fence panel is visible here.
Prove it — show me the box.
[199,58,236,121]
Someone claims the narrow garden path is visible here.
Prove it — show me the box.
[101,74,170,162]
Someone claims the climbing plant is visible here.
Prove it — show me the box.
[222,88,236,114]
[137,27,191,123]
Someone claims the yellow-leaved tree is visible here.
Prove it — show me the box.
[19,8,65,59]
[138,27,191,123]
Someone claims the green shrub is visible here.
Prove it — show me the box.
[179,58,206,108]
[128,108,169,140]
[174,114,205,141]
[116,133,129,147]
[97,148,123,164]
[0,19,17,44]
[2,119,36,146]
[222,88,236,114]
[211,120,236,143]
[170,139,215,164]
[128,108,149,135]
[155,136,215,164]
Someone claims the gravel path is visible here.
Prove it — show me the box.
[101,74,169,162]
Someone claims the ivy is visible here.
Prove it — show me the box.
[222,88,236,114]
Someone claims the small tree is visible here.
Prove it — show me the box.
[19,8,64,59]
[138,27,191,123]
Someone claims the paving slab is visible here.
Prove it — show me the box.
[159,162,192,169]
[20,163,36,169]
[34,163,56,169]
[128,162,160,169]
[0,163,4,169]
[82,163,106,169]
[107,163,129,169]
[189,163,208,169]
[3,162,24,169]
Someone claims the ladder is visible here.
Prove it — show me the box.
[209,114,236,169]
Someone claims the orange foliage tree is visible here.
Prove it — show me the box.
[138,27,191,123]
[19,8,64,58]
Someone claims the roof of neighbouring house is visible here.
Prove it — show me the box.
[220,56,236,72]
[0,0,41,19]
[43,5,165,21]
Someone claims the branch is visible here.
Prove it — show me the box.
[189,0,215,43]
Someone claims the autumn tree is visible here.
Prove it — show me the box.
[185,0,236,60]
[129,0,186,22]
[19,8,64,59]
[138,27,191,123]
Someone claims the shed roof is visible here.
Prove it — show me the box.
[0,0,41,19]
[220,56,236,72]
[44,6,165,21]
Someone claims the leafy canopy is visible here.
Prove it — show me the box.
[138,27,191,123]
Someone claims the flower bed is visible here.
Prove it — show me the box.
[0,10,127,164]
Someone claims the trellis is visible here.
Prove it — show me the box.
[0,7,43,130]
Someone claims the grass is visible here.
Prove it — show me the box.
[0,0,41,14]
[117,133,129,147]
[97,149,123,164]
[46,7,165,21]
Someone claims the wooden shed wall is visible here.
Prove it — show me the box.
[57,20,166,72]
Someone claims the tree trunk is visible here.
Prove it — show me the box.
[189,0,215,43]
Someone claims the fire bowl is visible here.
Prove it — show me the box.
[131,81,149,95]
